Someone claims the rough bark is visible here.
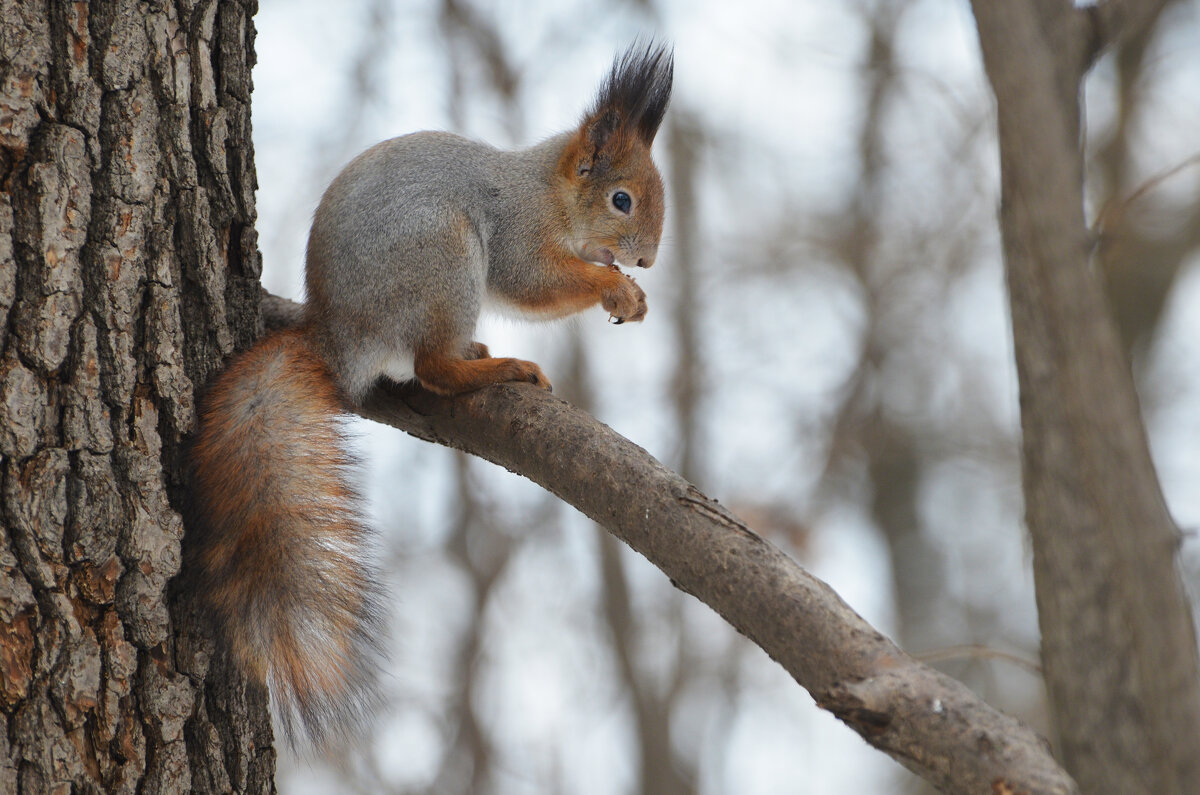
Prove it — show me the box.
[0,1,271,793]
[262,295,1078,795]
[970,2,1200,793]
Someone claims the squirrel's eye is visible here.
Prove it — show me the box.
[612,191,632,214]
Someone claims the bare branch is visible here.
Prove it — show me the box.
[1084,0,1173,66]
[916,645,1043,676]
[1094,151,1200,238]
[260,296,1077,794]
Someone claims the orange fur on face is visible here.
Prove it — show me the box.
[556,127,666,270]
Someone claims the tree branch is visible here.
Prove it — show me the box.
[261,294,1076,794]
[1084,0,1172,66]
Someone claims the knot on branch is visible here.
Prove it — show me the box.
[816,680,894,736]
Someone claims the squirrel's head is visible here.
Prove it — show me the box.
[557,41,673,270]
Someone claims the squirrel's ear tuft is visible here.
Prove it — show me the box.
[586,40,674,148]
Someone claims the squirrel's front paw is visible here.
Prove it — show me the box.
[601,269,647,324]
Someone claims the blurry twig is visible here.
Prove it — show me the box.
[916,644,1043,675]
[1085,0,1173,65]
[1094,151,1200,239]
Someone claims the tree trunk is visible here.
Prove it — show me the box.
[0,1,272,792]
[970,2,1200,792]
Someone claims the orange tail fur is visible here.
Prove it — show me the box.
[187,327,384,747]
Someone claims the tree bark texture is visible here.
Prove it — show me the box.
[262,295,1078,794]
[0,2,271,793]
[970,2,1200,793]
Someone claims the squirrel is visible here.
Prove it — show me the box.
[186,42,673,748]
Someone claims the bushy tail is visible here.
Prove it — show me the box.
[187,327,385,748]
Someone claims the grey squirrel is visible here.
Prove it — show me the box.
[187,42,673,747]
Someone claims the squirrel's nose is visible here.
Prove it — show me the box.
[635,257,651,269]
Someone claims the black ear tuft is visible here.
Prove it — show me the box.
[589,40,674,146]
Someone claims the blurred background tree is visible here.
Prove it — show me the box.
[251,1,1200,792]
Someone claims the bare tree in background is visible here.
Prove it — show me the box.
[1092,2,1200,363]
[971,1,1200,791]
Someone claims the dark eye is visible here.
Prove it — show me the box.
[612,191,632,214]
